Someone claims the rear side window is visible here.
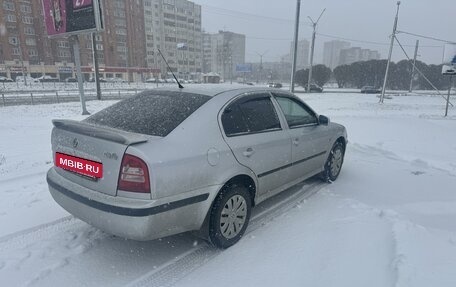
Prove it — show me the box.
[222,94,281,136]
[84,91,210,137]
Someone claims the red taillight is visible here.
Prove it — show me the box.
[118,154,150,193]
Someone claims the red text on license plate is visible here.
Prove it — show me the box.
[55,152,103,178]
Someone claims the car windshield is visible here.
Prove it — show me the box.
[84,91,210,137]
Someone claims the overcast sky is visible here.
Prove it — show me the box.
[194,0,455,65]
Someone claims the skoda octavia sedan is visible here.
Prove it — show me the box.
[47,86,347,248]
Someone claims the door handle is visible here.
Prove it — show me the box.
[243,147,255,157]
[293,138,299,146]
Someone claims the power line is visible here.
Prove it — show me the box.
[397,31,456,44]
[201,4,446,49]
[201,5,311,26]
[317,32,390,46]
[201,4,450,48]
[202,4,312,26]
[246,36,292,41]
[245,33,442,48]
[317,32,442,48]
[395,35,453,106]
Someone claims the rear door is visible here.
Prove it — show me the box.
[221,93,292,196]
[272,94,332,181]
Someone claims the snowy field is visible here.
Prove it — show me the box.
[0,89,455,286]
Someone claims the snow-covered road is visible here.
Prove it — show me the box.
[1,90,455,286]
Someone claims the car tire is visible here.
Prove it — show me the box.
[321,141,345,182]
[209,184,252,249]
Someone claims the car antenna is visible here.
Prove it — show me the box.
[157,48,184,89]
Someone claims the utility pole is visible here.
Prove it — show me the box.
[409,39,419,93]
[125,45,129,82]
[91,33,101,100]
[380,1,401,103]
[230,55,233,84]
[307,8,326,93]
[290,0,301,93]
[445,75,453,117]
[15,39,27,86]
[71,35,89,115]
[187,48,190,80]
[256,51,267,84]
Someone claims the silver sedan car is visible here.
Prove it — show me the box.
[47,86,347,248]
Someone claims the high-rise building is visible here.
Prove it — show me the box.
[79,0,148,81]
[203,30,245,81]
[1,0,203,82]
[202,32,212,73]
[339,47,381,66]
[0,0,149,81]
[323,40,350,70]
[289,39,310,69]
[143,0,202,80]
[0,0,73,79]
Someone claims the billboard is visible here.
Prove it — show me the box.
[42,0,103,37]
[442,43,456,75]
[235,64,252,73]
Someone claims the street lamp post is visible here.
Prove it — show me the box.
[290,0,301,93]
[307,8,326,93]
[380,1,401,103]
[13,39,27,86]
[91,33,101,100]
[409,40,419,93]
[256,51,267,84]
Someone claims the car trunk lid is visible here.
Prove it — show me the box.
[51,119,150,196]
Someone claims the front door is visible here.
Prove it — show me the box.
[273,94,331,181]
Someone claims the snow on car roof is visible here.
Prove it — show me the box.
[152,84,287,97]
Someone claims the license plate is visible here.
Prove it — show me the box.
[55,152,103,178]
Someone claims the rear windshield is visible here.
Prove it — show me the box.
[84,90,211,137]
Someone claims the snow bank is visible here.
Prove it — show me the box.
[0,92,455,287]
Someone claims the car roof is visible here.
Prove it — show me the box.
[152,84,290,97]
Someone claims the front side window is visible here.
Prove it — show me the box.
[222,94,281,136]
[274,95,318,127]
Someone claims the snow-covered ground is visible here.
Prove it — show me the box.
[0,89,455,287]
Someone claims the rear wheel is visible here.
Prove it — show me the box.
[209,184,251,249]
[321,141,345,182]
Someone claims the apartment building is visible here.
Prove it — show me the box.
[202,30,246,81]
[1,0,203,81]
[323,40,350,70]
[0,0,74,79]
[78,0,149,81]
[339,47,381,66]
[143,0,202,80]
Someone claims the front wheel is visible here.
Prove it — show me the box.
[321,141,345,182]
[209,184,251,249]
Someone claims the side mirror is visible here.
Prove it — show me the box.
[319,115,330,126]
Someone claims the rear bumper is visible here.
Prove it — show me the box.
[47,168,221,240]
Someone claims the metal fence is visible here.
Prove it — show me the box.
[0,89,142,106]
[0,80,159,91]
[0,81,172,107]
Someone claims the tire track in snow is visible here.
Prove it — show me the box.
[0,180,324,287]
[0,216,108,287]
[323,190,410,287]
[350,143,456,177]
[0,216,77,248]
[127,180,325,287]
